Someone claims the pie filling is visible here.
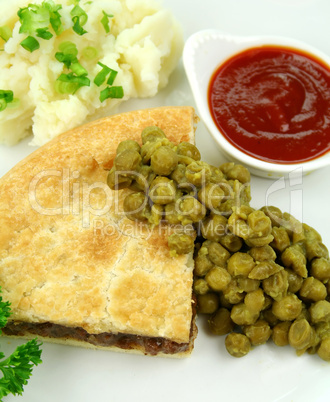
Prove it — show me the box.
[3,318,196,356]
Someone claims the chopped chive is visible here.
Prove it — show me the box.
[0,90,15,112]
[70,5,88,25]
[70,61,88,77]
[94,62,119,87]
[56,41,79,68]
[68,0,81,6]
[100,86,124,102]
[18,4,49,34]
[0,90,14,103]
[36,27,53,40]
[55,79,79,95]
[56,41,89,80]
[58,41,78,56]
[100,11,113,34]
[0,25,12,42]
[20,36,40,52]
[55,51,77,68]
[56,73,90,94]
[58,73,90,87]
[17,1,63,38]
[107,69,118,86]
[94,62,111,86]
[72,15,87,35]
[45,1,63,35]
[71,4,88,35]
[0,99,7,112]
[82,46,98,60]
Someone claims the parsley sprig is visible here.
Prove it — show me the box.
[0,289,42,400]
[0,295,10,331]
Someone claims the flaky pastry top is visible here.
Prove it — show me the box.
[0,106,198,344]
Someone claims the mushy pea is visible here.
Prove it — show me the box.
[108,126,330,362]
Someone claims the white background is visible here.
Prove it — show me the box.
[1,0,330,401]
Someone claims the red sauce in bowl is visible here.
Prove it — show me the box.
[208,46,330,164]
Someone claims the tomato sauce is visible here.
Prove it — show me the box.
[208,46,330,164]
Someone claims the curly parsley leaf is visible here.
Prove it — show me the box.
[0,289,43,400]
[0,339,42,399]
[0,296,11,332]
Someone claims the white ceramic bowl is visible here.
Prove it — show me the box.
[183,30,330,178]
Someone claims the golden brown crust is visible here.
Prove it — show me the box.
[0,106,198,352]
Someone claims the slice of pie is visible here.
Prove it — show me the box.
[0,106,198,357]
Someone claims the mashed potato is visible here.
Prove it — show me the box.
[0,0,183,146]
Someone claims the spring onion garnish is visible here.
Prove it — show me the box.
[70,61,88,77]
[94,61,123,101]
[0,90,14,112]
[99,86,124,102]
[55,41,89,93]
[36,27,53,40]
[0,26,12,42]
[18,1,63,51]
[55,73,90,94]
[94,62,119,87]
[55,41,78,68]
[70,5,88,35]
[72,16,87,35]
[18,3,50,35]
[94,62,111,86]
[82,46,98,60]
[107,69,118,86]
[18,1,62,35]
[20,36,40,52]
[100,11,113,34]
[59,40,78,55]
[45,1,63,35]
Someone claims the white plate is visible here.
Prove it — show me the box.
[1,1,330,401]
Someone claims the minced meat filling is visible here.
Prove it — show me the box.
[3,320,195,356]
